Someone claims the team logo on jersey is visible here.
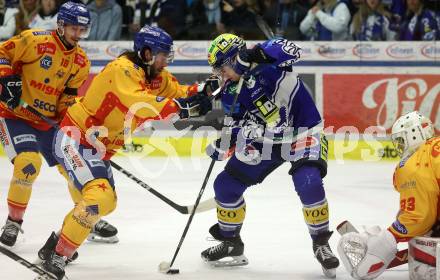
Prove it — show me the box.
[392,220,408,235]
[32,31,51,36]
[40,56,52,70]
[4,41,15,50]
[0,58,10,65]
[253,94,279,124]
[245,76,256,89]
[37,42,56,55]
[149,77,163,90]
[74,54,86,67]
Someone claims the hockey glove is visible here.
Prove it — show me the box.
[233,45,276,75]
[174,94,212,119]
[0,74,22,109]
[187,76,220,97]
[206,129,238,161]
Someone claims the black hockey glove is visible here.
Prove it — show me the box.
[200,76,220,96]
[0,74,22,109]
[233,45,276,75]
[174,94,212,119]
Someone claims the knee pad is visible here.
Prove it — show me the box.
[216,197,246,238]
[12,152,42,187]
[72,179,117,229]
[214,170,247,203]
[56,164,82,205]
[7,152,42,220]
[292,164,325,205]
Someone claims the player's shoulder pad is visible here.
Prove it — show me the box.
[110,56,145,79]
[30,30,52,36]
[260,38,302,68]
[21,29,52,41]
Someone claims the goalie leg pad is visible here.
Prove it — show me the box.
[337,229,397,280]
[408,236,438,280]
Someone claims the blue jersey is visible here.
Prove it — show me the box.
[400,9,439,40]
[220,39,321,142]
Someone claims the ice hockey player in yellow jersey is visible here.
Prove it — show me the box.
[38,25,213,279]
[0,1,94,250]
[338,111,438,280]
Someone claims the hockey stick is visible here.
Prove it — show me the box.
[17,100,216,215]
[159,72,248,275]
[109,161,215,214]
[255,15,276,40]
[0,245,57,279]
[337,220,408,268]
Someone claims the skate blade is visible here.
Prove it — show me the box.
[204,255,249,268]
[322,267,336,278]
[87,233,119,244]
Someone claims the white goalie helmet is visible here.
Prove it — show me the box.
[391,111,434,158]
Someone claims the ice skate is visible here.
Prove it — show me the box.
[201,224,248,267]
[313,231,340,278]
[41,251,67,280]
[87,219,119,243]
[37,232,78,265]
[0,216,23,247]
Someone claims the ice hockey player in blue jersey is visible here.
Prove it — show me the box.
[201,34,339,278]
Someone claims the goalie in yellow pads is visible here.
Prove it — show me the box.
[338,111,439,280]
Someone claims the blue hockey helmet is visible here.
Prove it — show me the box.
[57,2,91,39]
[134,25,174,63]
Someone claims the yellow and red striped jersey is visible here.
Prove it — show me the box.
[61,54,191,159]
[0,29,90,130]
[389,137,440,241]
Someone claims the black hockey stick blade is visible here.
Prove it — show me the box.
[0,245,57,279]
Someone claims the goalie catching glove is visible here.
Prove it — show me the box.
[174,93,212,119]
[337,226,397,280]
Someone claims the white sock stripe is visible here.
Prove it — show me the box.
[303,198,327,208]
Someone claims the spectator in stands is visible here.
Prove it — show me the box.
[28,0,58,30]
[129,0,160,34]
[350,0,396,40]
[155,0,187,39]
[187,0,222,39]
[219,0,263,39]
[399,0,439,40]
[299,0,351,40]
[87,0,122,40]
[388,0,406,31]
[268,0,308,40]
[14,0,39,34]
[0,0,19,39]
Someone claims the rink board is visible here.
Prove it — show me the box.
[0,137,399,161]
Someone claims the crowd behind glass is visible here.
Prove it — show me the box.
[0,0,438,41]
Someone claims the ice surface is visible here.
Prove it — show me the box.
[0,157,408,279]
